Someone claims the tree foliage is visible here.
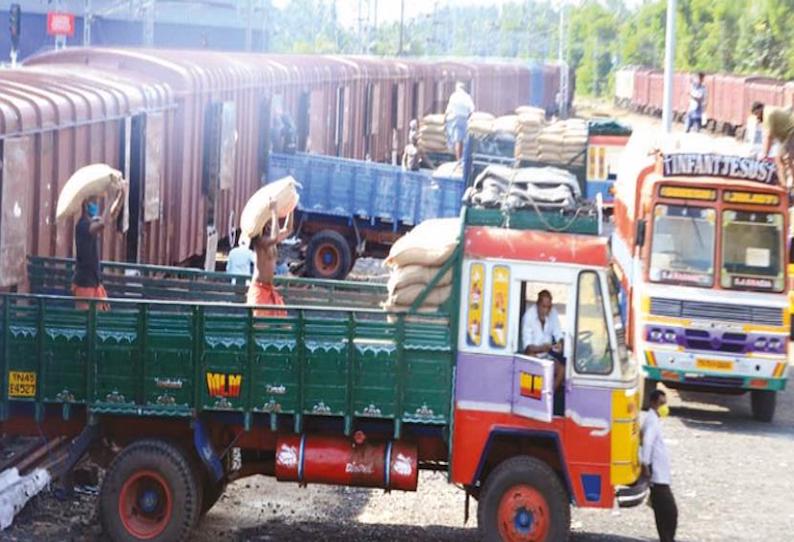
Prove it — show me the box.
[269,0,794,97]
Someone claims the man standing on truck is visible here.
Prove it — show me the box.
[521,290,566,415]
[685,72,707,133]
[642,389,677,542]
[72,190,125,311]
[247,201,293,317]
[760,105,794,187]
[445,82,475,161]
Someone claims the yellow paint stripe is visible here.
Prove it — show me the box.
[643,315,692,326]
[742,324,789,334]
[644,351,657,367]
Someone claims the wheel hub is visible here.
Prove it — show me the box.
[119,470,173,539]
[497,484,550,542]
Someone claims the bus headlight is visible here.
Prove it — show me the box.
[754,337,768,350]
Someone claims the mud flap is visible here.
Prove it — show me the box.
[193,419,223,483]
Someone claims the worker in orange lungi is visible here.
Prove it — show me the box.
[72,189,125,311]
[247,201,293,317]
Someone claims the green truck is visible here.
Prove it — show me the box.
[2,207,645,542]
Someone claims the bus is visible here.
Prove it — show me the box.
[612,136,789,421]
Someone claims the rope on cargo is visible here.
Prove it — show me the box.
[499,169,592,232]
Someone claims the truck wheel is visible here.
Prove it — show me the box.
[642,377,657,411]
[306,230,352,280]
[478,456,570,542]
[100,439,201,542]
[751,390,776,422]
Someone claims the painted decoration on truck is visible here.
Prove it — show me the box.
[206,372,242,398]
[519,371,544,400]
[489,265,510,348]
[467,263,485,346]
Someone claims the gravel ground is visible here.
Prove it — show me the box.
[4,383,793,542]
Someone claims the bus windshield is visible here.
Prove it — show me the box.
[649,204,716,287]
[721,210,784,292]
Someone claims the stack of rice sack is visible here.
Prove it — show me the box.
[560,119,588,166]
[467,112,495,137]
[537,119,588,166]
[418,114,449,154]
[514,107,546,162]
[383,218,460,316]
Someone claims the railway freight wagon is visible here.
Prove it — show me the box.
[0,65,175,291]
[4,49,563,291]
[617,67,791,137]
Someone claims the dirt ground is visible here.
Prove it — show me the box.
[4,383,793,542]
[4,106,793,542]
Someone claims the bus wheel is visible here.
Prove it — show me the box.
[306,230,352,280]
[478,456,570,542]
[100,439,201,542]
[750,390,776,422]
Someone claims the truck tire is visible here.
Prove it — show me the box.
[305,230,352,280]
[100,439,201,542]
[751,390,776,422]
[478,456,570,542]
[642,377,657,411]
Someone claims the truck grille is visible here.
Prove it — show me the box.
[650,298,782,327]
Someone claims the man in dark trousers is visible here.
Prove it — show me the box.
[72,190,124,310]
[642,389,677,542]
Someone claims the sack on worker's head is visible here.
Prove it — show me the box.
[239,176,299,242]
[56,164,124,220]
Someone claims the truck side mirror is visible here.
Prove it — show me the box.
[635,219,646,248]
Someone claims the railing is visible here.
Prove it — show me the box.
[28,256,387,309]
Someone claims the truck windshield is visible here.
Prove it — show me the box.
[721,210,784,292]
[649,204,715,287]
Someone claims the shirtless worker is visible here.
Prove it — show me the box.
[247,201,294,317]
[73,187,125,311]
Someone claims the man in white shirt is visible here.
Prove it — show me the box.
[641,389,677,542]
[685,72,707,133]
[445,82,475,161]
[521,290,565,414]
[227,238,255,277]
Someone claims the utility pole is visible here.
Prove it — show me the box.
[245,0,253,52]
[83,0,92,46]
[142,0,155,47]
[661,0,677,133]
[557,3,568,118]
[398,0,404,56]
[262,0,271,52]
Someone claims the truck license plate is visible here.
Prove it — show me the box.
[695,359,734,372]
[8,371,37,397]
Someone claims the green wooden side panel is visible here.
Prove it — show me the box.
[1,294,455,429]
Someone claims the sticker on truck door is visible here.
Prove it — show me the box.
[8,371,36,397]
[490,266,510,348]
[467,263,485,346]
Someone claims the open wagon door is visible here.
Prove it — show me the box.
[511,354,554,422]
